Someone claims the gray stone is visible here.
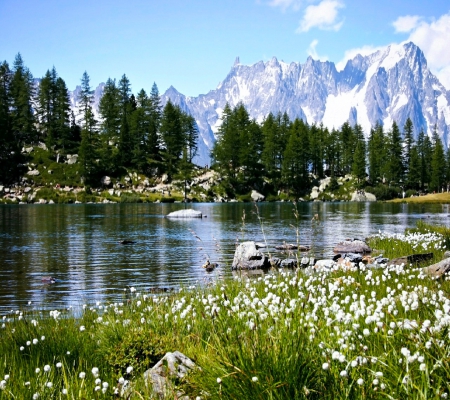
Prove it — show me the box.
[27,169,40,176]
[67,154,78,164]
[232,241,271,270]
[342,253,363,264]
[351,190,377,202]
[101,176,112,186]
[333,239,371,254]
[280,258,298,268]
[166,209,202,218]
[24,187,32,193]
[444,251,450,259]
[423,258,450,279]
[0,186,3,193]
[38,142,48,151]
[314,259,337,269]
[387,253,433,267]
[108,189,115,196]
[251,190,265,202]
[144,351,196,400]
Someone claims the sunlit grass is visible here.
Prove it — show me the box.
[1,224,450,398]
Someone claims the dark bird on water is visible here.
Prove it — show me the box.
[119,240,136,245]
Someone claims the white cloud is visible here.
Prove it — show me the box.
[267,0,303,12]
[403,13,450,88]
[392,15,422,33]
[307,39,328,61]
[296,0,344,32]
[335,12,450,89]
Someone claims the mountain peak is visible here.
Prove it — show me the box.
[233,56,240,67]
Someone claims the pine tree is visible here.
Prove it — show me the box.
[351,124,366,184]
[407,145,421,191]
[160,100,185,179]
[430,127,446,192]
[261,112,279,180]
[211,103,240,180]
[98,78,120,173]
[117,74,133,167]
[78,71,97,185]
[367,123,385,184]
[10,53,35,144]
[384,121,404,185]
[0,60,20,183]
[54,77,71,152]
[340,121,354,174]
[310,123,324,178]
[282,118,310,195]
[403,117,414,186]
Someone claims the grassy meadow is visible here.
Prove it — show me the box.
[1,222,450,399]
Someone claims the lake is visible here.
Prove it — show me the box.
[1,201,449,313]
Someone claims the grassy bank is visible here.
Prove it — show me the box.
[389,192,450,204]
[1,224,450,399]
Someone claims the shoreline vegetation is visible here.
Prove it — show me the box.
[1,221,450,398]
[2,54,450,206]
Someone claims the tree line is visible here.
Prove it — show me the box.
[0,53,198,185]
[212,103,450,198]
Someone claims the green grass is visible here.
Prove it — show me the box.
[2,224,450,398]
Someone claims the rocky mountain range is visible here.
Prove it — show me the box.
[71,41,450,167]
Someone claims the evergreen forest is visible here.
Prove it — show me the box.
[1,53,449,201]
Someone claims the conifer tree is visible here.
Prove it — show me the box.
[54,77,71,152]
[98,78,120,173]
[367,123,384,184]
[430,127,446,192]
[282,117,310,194]
[351,124,366,184]
[403,117,414,185]
[78,71,97,185]
[118,74,133,167]
[211,103,240,180]
[160,100,185,179]
[0,61,20,182]
[340,121,354,174]
[384,121,404,185]
[10,53,35,144]
[261,112,280,180]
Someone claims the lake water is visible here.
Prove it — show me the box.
[1,201,449,313]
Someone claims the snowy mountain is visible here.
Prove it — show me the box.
[161,42,450,167]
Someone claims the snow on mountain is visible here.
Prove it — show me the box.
[161,41,450,167]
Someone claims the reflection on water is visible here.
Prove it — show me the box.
[0,202,448,312]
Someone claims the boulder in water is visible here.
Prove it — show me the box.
[166,209,202,218]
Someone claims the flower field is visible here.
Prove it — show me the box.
[1,223,450,399]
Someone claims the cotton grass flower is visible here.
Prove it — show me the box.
[252,376,258,382]
[91,367,99,377]
[44,365,51,373]
[79,372,86,379]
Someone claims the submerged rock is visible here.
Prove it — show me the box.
[166,209,202,218]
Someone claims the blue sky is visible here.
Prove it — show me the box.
[1,0,450,96]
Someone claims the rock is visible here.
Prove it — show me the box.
[388,253,434,267]
[48,199,55,204]
[0,186,3,193]
[351,190,377,202]
[319,177,331,192]
[423,257,450,279]
[444,251,450,259]
[255,242,267,249]
[22,146,33,153]
[166,209,202,218]
[280,258,298,268]
[341,253,363,264]
[38,199,47,204]
[314,259,337,270]
[38,142,48,151]
[310,187,320,200]
[48,170,53,174]
[144,351,196,400]
[251,190,265,202]
[67,154,78,164]
[108,189,115,196]
[27,169,40,176]
[101,176,112,186]
[161,174,169,184]
[275,243,311,251]
[333,239,371,254]
[232,241,271,270]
